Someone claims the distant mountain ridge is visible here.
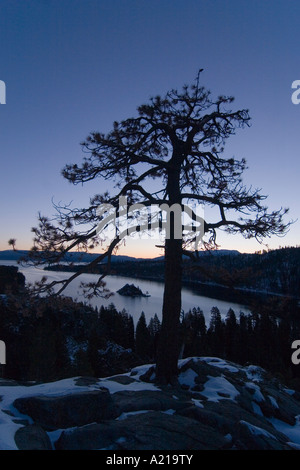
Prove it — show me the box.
[0,250,145,263]
[0,249,240,263]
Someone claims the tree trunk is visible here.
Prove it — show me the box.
[156,237,182,384]
[156,160,182,385]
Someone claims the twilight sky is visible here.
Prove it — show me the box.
[0,0,299,258]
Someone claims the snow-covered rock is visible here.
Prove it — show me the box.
[0,357,300,450]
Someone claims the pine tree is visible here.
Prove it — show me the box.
[208,306,224,357]
[182,307,207,357]
[25,70,291,384]
[74,348,94,376]
[224,308,238,361]
[135,312,151,359]
[87,329,101,376]
[120,309,135,350]
[148,313,161,359]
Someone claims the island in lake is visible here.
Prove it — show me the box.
[117,283,150,297]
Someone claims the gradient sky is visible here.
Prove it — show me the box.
[0,0,299,258]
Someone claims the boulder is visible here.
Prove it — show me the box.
[235,420,291,450]
[14,424,52,450]
[13,388,117,430]
[74,376,100,387]
[107,375,138,385]
[201,400,289,444]
[176,405,231,435]
[55,410,228,450]
[259,384,300,425]
[112,390,192,414]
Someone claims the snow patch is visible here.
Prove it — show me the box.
[191,398,204,408]
[0,421,21,450]
[47,429,64,448]
[150,372,156,381]
[243,365,266,382]
[224,433,232,443]
[245,382,265,402]
[269,415,300,445]
[268,395,279,409]
[116,436,127,444]
[240,420,277,440]
[116,410,151,420]
[163,409,176,415]
[200,357,239,373]
[178,368,198,387]
[116,408,176,420]
[130,363,155,378]
[101,377,159,394]
[284,388,296,396]
[201,375,239,403]
[252,402,264,416]
[287,442,300,450]
[178,357,201,368]
[99,364,160,393]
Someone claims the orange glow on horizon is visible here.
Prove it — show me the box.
[0,236,296,258]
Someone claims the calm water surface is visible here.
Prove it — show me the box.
[1,260,250,324]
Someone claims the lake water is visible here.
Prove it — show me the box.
[1,260,251,325]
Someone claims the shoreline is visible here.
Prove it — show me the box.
[43,264,300,308]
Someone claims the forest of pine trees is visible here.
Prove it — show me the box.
[133,305,300,387]
[1,287,300,388]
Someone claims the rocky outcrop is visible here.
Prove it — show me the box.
[0,265,25,294]
[235,420,289,450]
[55,411,229,450]
[2,357,300,450]
[112,389,192,414]
[14,424,52,450]
[13,388,118,430]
